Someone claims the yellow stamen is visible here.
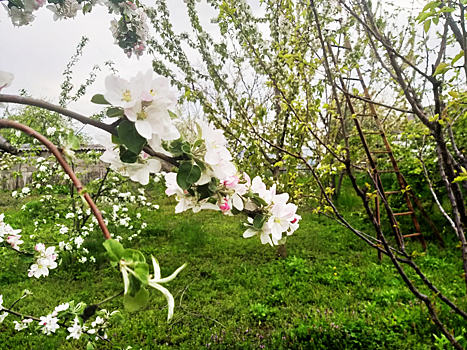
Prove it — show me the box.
[122,90,132,102]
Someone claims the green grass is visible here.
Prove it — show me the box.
[0,193,465,349]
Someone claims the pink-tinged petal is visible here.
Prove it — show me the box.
[282,203,298,220]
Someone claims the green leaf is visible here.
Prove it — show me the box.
[103,239,125,265]
[133,262,150,286]
[67,132,80,150]
[123,287,149,312]
[434,62,450,76]
[424,19,431,33]
[119,147,138,164]
[453,175,467,183]
[195,121,203,139]
[251,193,268,207]
[86,342,95,350]
[440,7,455,12]
[117,120,147,155]
[253,214,267,230]
[106,107,124,118]
[196,183,213,200]
[111,134,122,145]
[83,3,93,14]
[122,249,146,266]
[193,139,203,149]
[176,162,202,190]
[452,50,465,65]
[127,273,143,297]
[416,12,431,23]
[208,178,219,192]
[422,1,441,11]
[168,139,185,156]
[230,206,241,215]
[168,110,178,119]
[91,94,110,105]
[181,143,191,154]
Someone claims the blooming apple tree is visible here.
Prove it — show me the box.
[0,67,300,344]
[0,0,302,345]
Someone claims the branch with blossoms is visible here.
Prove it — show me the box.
[1,0,151,58]
[83,69,301,245]
[0,292,124,346]
[0,78,189,345]
[0,66,301,345]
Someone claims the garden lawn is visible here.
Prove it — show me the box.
[0,195,465,349]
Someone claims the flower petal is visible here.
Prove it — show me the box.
[148,282,175,321]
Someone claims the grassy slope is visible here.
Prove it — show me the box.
[0,195,465,350]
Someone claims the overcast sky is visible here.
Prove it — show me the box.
[0,0,238,137]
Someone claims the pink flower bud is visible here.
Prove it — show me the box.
[223,175,239,189]
[219,200,230,212]
[291,218,298,224]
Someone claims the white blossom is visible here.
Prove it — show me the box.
[39,314,60,334]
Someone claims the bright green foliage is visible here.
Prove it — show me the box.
[1,190,466,349]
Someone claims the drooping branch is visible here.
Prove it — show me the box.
[0,119,111,240]
[0,94,179,167]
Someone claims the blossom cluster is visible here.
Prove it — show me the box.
[110,6,149,58]
[241,175,301,246]
[98,135,161,186]
[103,69,179,142]
[93,69,301,246]
[162,120,300,245]
[2,0,46,27]
[2,0,151,57]
[97,69,180,185]
[0,213,24,251]
[1,295,119,341]
[28,243,58,278]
